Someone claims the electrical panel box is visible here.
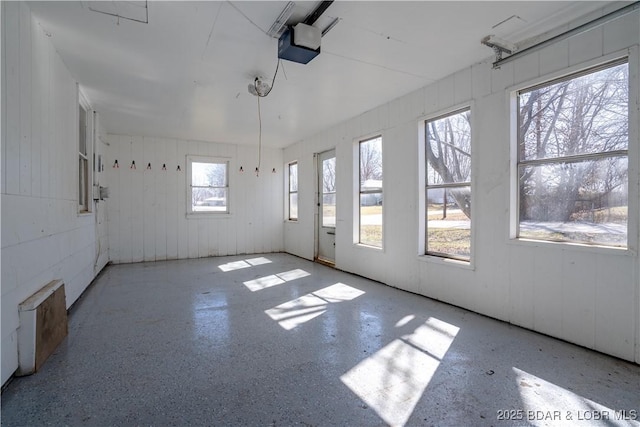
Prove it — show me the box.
[93,185,109,201]
[99,186,110,200]
[278,25,320,64]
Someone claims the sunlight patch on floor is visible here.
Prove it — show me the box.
[313,282,365,302]
[265,294,328,330]
[265,283,365,330]
[395,314,415,327]
[513,367,639,426]
[243,269,310,291]
[245,257,272,266]
[218,257,272,272]
[341,317,459,427]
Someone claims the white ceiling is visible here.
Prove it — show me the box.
[28,1,612,148]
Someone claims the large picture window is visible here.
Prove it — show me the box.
[425,108,472,260]
[516,60,628,248]
[288,162,298,220]
[187,156,229,214]
[359,135,383,248]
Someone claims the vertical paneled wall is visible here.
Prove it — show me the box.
[283,6,640,362]
[106,135,284,263]
[1,2,109,385]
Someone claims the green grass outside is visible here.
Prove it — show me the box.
[427,228,471,258]
[360,225,383,247]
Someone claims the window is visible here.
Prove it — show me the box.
[425,108,471,260]
[288,162,298,220]
[78,103,89,213]
[359,136,383,248]
[322,156,336,227]
[516,60,628,248]
[187,156,229,214]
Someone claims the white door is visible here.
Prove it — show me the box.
[316,149,336,264]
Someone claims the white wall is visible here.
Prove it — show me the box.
[284,7,640,363]
[1,1,110,385]
[106,135,284,263]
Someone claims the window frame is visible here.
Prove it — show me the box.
[287,161,298,221]
[186,155,231,217]
[423,106,472,262]
[320,154,337,229]
[512,57,631,250]
[356,134,384,249]
[78,89,92,214]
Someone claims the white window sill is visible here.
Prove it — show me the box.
[417,254,474,270]
[186,212,233,220]
[507,237,634,256]
[354,243,384,252]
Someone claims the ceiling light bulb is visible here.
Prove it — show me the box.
[248,77,271,97]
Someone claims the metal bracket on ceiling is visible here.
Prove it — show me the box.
[481,35,515,64]
[303,1,334,26]
[267,1,296,38]
[491,1,640,69]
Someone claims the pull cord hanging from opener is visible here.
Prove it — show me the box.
[256,94,262,176]
[252,59,280,177]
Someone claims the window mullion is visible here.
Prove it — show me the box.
[519,150,628,166]
[426,181,471,189]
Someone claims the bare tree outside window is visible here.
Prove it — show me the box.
[517,60,628,247]
[323,157,336,193]
[322,157,336,227]
[425,108,471,260]
[360,138,382,184]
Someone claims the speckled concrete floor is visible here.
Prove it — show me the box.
[2,253,639,426]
